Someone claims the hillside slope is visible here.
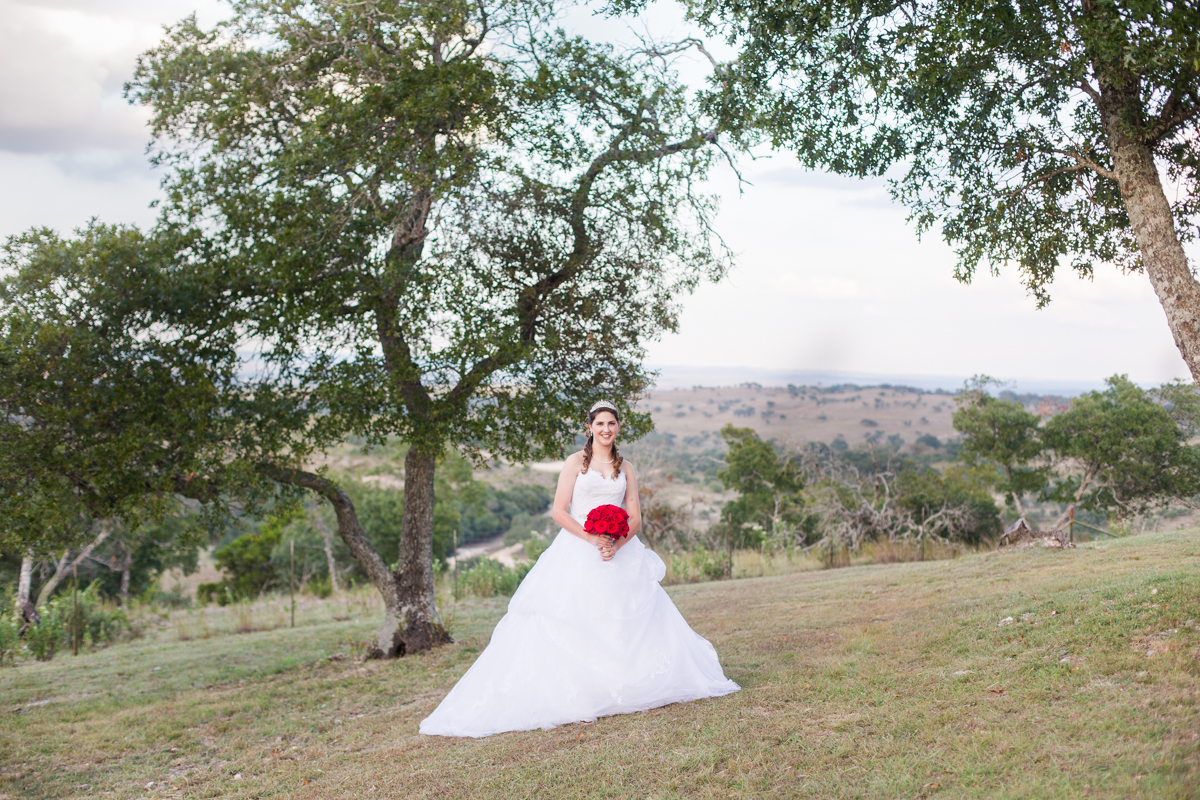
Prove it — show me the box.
[2,530,1198,798]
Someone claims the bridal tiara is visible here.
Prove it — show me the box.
[589,399,619,417]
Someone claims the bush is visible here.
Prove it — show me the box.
[0,613,19,666]
[213,516,287,600]
[669,547,729,583]
[23,612,63,661]
[196,581,232,606]
[522,535,551,563]
[457,558,532,599]
[141,584,193,610]
[503,512,551,546]
[22,583,129,661]
[306,575,333,598]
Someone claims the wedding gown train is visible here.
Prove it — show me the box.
[419,466,739,738]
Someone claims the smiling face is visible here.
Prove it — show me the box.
[587,410,620,448]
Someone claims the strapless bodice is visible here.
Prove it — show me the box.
[568,466,627,524]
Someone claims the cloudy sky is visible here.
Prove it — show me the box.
[1,0,1193,394]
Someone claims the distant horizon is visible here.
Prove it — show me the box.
[646,364,1117,397]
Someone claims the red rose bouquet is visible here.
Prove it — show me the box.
[584,504,630,539]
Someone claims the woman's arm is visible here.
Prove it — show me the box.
[551,453,606,548]
[613,460,641,551]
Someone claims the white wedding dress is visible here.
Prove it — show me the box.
[419,466,739,738]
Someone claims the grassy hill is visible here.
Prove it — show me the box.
[3,530,1199,798]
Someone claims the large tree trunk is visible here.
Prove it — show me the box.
[391,447,452,656]
[261,463,449,658]
[1094,63,1200,383]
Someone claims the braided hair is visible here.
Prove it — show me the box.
[581,402,623,480]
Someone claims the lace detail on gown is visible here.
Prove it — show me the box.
[419,466,739,738]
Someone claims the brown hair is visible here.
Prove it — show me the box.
[581,406,623,480]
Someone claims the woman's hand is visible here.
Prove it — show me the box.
[596,534,615,561]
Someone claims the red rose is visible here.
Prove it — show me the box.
[585,504,630,539]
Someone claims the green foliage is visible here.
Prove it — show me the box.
[1043,375,1200,515]
[717,424,808,548]
[503,513,552,546]
[306,575,333,599]
[668,547,730,583]
[119,0,735,470]
[681,0,1200,304]
[893,466,1003,545]
[196,581,231,607]
[341,481,406,567]
[18,582,130,662]
[0,225,265,554]
[953,376,1050,513]
[456,558,532,599]
[74,511,204,603]
[212,511,296,600]
[0,612,17,666]
[522,535,551,563]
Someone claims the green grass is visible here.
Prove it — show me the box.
[2,530,1199,799]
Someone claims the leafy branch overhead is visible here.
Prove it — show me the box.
[671,0,1200,381]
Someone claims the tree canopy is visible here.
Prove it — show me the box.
[673,0,1200,381]
[717,424,808,547]
[952,377,1050,518]
[1043,375,1200,517]
[0,225,260,556]
[3,0,742,656]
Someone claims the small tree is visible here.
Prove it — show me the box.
[717,425,807,548]
[1043,375,1200,522]
[952,377,1049,520]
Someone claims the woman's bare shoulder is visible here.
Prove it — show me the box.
[620,458,636,475]
[563,451,585,469]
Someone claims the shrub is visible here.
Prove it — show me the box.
[668,547,729,583]
[457,558,532,599]
[22,583,129,661]
[23,612,62,661]
[306,575,333,598]
[0,613,19,666]
[196,581,231,606]
[213,519,285,600]
[522,535,551,562]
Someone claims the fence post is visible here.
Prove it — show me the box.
[453,529,459,600]
[72,563,79,656]
[727,515,734,579]
[289,540,296,629]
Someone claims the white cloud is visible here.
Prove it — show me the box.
[0,0,228,155]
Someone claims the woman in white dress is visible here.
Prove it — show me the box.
[419,400,739,738]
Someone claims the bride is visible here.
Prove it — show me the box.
[419,400,739,738]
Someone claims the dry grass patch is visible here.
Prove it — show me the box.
[2,532,1199,798]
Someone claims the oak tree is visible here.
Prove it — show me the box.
[125,0,737,655]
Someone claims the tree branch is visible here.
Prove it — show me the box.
[35,522,112,607]
[1053,147,1117,180]
[257,463,394,595]
[1145,89,1200,144]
